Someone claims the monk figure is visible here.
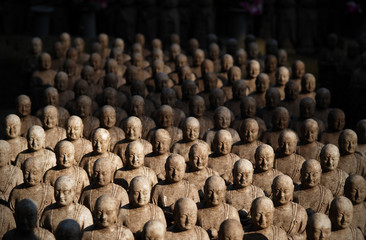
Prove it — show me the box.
[9,157,54,218]
[99,105,125,151]
[329,196,364,240]
[320,144,348,197]
[218,219,244,240]
[344,175,366,236]
[306,213,332,240]
[264,54,278,85]
[299,73,316,100]
[319,108,345,146]
[189,96,214,139]
[218,54,234,84]
[76,95,100,140]
[280,80,300,119]
[15,95,42,137]
[222,66,243,101]
[3,199,54,240]
[44,140,89,201]
[208,130,240,184]
[74,37,90,64]
[166,198,210,240]
[232,118,263,164]
[244,60,260,94]
[80,128,123,178]
[296,119,324,161]
[65,116,93,165]
[257,87,281,129]
[55,72,75,108]
[272,175,307,240]
[274,66,290,101]
[15,126,56,175]
[113,116,152,165]
[290,60,305,91]
[3,114,27,163]
[81,195,134,240]
[160,88,186,128]
[253,144,282,196]
[197,176,240,239]
[224,80,249,118]
[40,176,93,233]
[314,88,331,129]
[142,220,166,240]
[0,140,23,202]
[32,52,57,87]
[145,129,171,181]
[235,48,247,79]
[249,73,270,110]
[293,159,333,215]
[41,105,66,150]
[119,176,166,238]
[191,49,205,78]
[244,197,288,239]
[0,203,15,239]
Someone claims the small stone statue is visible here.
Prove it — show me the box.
[272,175,307,240]
[232,118,263,164]
[293,159,333,215]
[319,108,345,146]
[274,66,290,101]
[222,66,242,101]
[245,60,261,94]
[291,60,306,92]
[244,197,287,240]
[119,176,166,238]
[257,87,281,129]
[218,219,244,240]
[32,52,57,87]
[320,144,348,197]
[224,80,249,118]
[79,128,123,179]
[0,140,23,202]
[44,141,89,201]
[197,176,240,239]
[55,71,75,107]
[41,105,66,150]
[9,157,54,218]
[74,37,90,64]
[253,144,282,196]
[249,73,270,110]
[218,54,234,84]
[274,129,304,184]
[3,114,27,163]
[65,116,93,165]
[142,220,166,240]
[189,95,214,139]
[145,129,171,181]
[344,174,366,236]
[306,213,332,240]
[99,105,125,151]
[160,88,186,128]
[114,141,157,190]
[81,195,134,240]
[113,116,152,165]
[208,43,221,73]
[3,199,54,240]
[40,176,93,233]
[76,95,100,140]
[299,73,316,101]
[15,95,42,137]
[54,219,82,240]
[280,80,300,119]
[171,117,206,162]
[166,198,210,240]
[235,48,247,79]
[0,203,15,239]
[80,157,128,212]
[329,196,364,240]
[296,119,324,161]
[314,88,331,129]
[15,125,56,175]
[191,49,205,79]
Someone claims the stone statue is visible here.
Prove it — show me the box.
[232,118,263,164]
[44,141,89,201]
[329,196,364,240]
[272,175,307,240]
[40,176,93,233]
[99,105,125,151]
[0,203,15,239]
[291,60,306,92]
[208,43,221,73]
[0,140,23,202]
[191,49,205,79]
[160,88,186,128]
[142,220,166,240]
[41,105,66,150]
[274,66,290,101]
[98,33,111,60]
[114,141,157,190]
[74,37,90,65]
[197,175,240,239]
[314,88,331,130]
[222,66,243,101]
[249,73,270,110]
[235,48,247,79]
[54,219,81,240]
[113,116,152,165]
[296,119,324,161]
[189,95,214,139]
[299,74,316,101]
[306,213,332,240]
[32,52,57,87]
[264,54,278,86]
[81,195,134,240]
[119,176,166,238]
[293,160,333,215]
[55,71,75,107]
[224,80,249,118]
[89,53,106,84]
[245,60,261,94]
[3,114,27,163]
[257,87,281,129]
[253,144,283,196]
[79,128,123,178]
[76,95,100,140]
[274,129,304,184]
[9,157,54,218]
[280,80,300,119]
[65,116,93,165]
[218,54,234,84]
[15,125,56,175]
[344,174,366,236]
[175,80,198,116]
[3,199,54,240]
[320,144,348,197]
[218,219,244,240]
[244,197,287,240]
[319,108,345,146]
[166,198,210,240]
[356,119,366,157]
[15,95,42,137]
[145,129,171,181]
[277,49,288,68]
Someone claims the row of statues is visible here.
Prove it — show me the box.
[1,31,366,239]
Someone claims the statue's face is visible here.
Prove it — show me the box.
[93,164,113,186]
[32,39,42,55]
[236,52,247,65]
[126,147,144,169]
[205,183,225,206]
[17,98,31,117]
[75,38,84,53]
[278,134,297,156]
[215,113,231,129]
[190,147,208,170]
[93,133,110,154]
[190,100,205,117]
[248,63,260,79]
[77,99,91,118]
[256,150,274,171]
[295,63,305,78]
[273,112,289,130]
[241,101,256,118]
[125,122,142,141]
[95,200,117,228]
[166,160,185,183]
[222,56,233,72]
[41,54,52,70]
[157,77,170,91]
[320,149,339,171]
[304,77,316,93]
[242,122,258,143]
[286,84,299,100]
[310,222,331,240]
[252,205,273,230]
[157,110,174,128]
[301,165,321,188]
[91,55,101,70]
[144,229,165,240]
[214,134,232,155]
[184,123,200,141]
[267,57,277,72]
[45,92,58,106]
[67,120,83,140]
[57,145,74,168]
[211,92,225,109]
[5,119,21,139]
[28,130,44,151]
[176,206,196,230]
[209,45,219,60]
[347,182,366,204]
[332,205,352,230]
[272,182,293,206]
[302,123,318,143]
[317,93,330,109]
[206,76,217,91]
[339,135,357,154]
[153,136,170,155]
[229,69,241,84]
[43,109,58,129]
[234,165,253,188]
[130,101,144,117]
[266,91,279,108]
[330,114,345,131]
[24,164,43,186]
[55,183,75,207]
[56,77,68,91]
[131,182,150,207]
[194,52,204,66]
[101,109,116,128]
[277,69,289,86]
